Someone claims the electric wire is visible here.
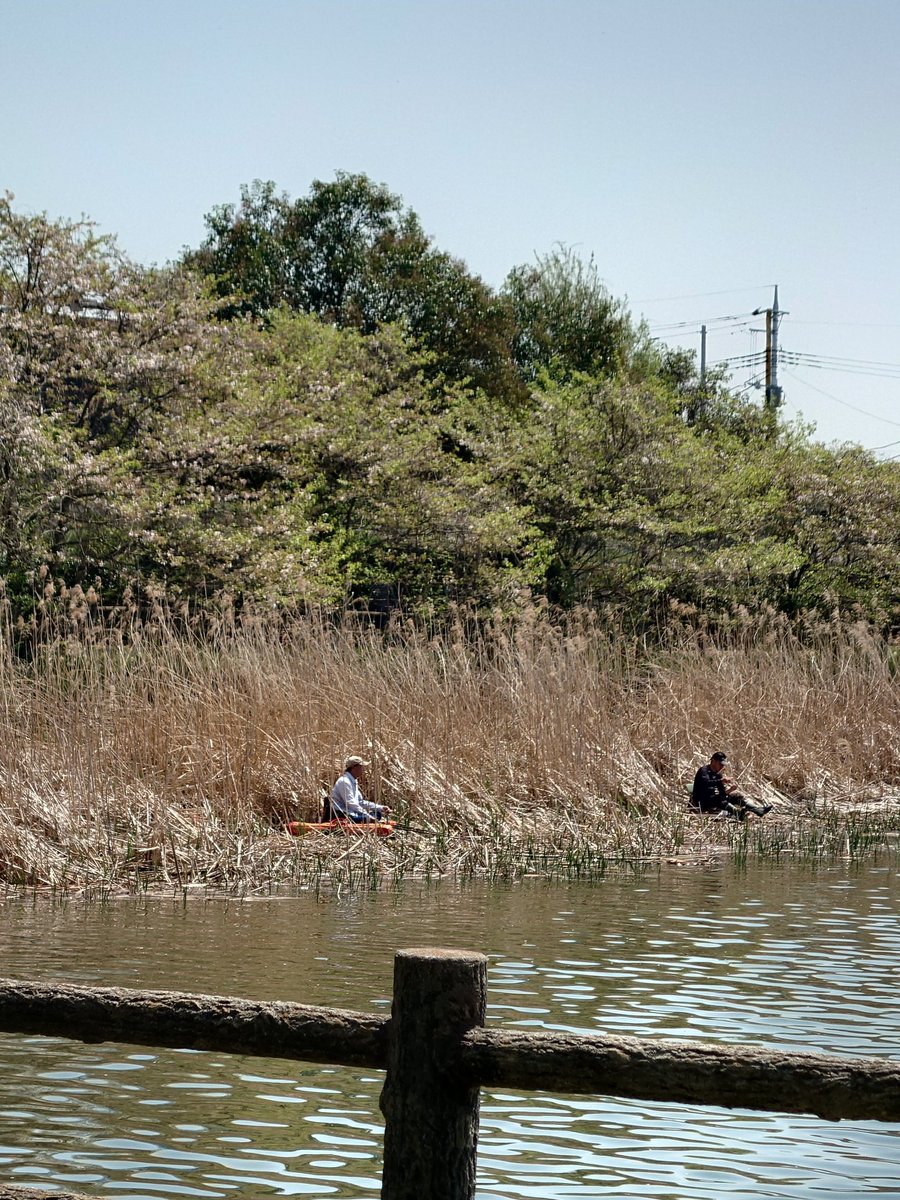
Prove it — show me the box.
[647,311,757,333]
[709,352,767,367]
[635,284,775,303]
[785,352,900,370]
[782,369,900,429]
[646,299,898,447]
[780,350,900,380]
[787,320,900,330]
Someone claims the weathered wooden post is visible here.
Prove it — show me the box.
[380,948,487,1200]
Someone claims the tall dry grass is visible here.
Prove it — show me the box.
[0,587,898,890]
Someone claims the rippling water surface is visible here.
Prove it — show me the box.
[0,859,897,1198]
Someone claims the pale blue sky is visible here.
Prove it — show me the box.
[4,0,899,449]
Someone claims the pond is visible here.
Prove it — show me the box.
[0,857,897,1199]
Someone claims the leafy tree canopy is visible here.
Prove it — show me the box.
[502,245,653,383]
[188,174,520,398]
[5,190,900,627]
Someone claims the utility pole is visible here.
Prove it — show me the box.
[753,286,784,413]
[767,284,782,412]
[700,324,707,386]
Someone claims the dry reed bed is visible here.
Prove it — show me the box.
[0,601,898,891]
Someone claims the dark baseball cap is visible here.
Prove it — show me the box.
[711,751,727,762]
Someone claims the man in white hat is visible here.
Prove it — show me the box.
[329,755,392,822]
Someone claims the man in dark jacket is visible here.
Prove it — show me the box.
[691,752,772,819]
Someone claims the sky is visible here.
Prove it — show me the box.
[3,0,900,451]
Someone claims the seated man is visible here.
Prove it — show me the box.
[691,752,772,819]
[329,755,392,823]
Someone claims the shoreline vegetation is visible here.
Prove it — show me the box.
[3,179,900,895]
[1,596,898,895]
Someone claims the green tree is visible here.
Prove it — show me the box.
[498,373,707,608]
[234,313,541,603]
[503,245,652,383]
[755,442,900,616]
[187,179,292,317]
[122,309,541,606]
[374,241,520,399]
[191,174,426,327]
[491,371,900,619]
[190,174,521,398]
[8,192,900,625]
[0,194,234,591]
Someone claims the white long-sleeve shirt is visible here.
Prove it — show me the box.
[330,771,384,822]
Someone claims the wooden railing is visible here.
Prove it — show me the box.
[0,948,898,1200]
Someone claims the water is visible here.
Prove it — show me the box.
[0,859,897,1198]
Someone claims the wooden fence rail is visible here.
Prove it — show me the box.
[0,947,898,1200]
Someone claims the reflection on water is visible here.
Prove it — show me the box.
[0,859,897,1198]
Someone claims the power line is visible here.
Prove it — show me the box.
[782,369,900,429]
[635,284,775,304]
[780,351,900,381]
[648,312,757,333]
[782,350,900,371]
[645,291,899,450]
[709,352,767,367]
[735,372,765,398]
[787,320,900,330]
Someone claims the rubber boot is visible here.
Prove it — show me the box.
[742,800,773,817]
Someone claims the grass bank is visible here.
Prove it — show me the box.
[1,591,898,892]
